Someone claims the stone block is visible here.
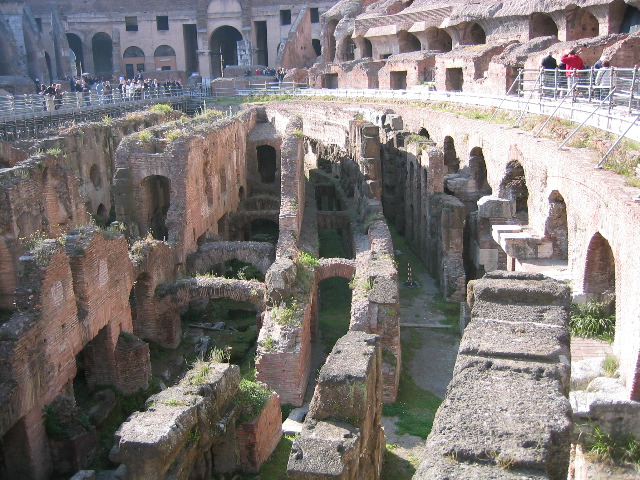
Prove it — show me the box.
[461,318,570,365]
[477,196,515,219]
[429,355,572,479]
[287,421,360,479]
[415,454,548,479]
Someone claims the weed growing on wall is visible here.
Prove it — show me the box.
[583,425,640,466]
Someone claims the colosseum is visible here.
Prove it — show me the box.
[1,0,640,479]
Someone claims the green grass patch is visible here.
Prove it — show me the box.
[319,228,346,258]
[584,425,640,466]
[430,295,461,335]
[237,434,295,480]
[382,333,441,439]
[380,447,416,480]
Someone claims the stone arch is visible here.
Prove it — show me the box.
[443,136,459,174]
[92,32,113,77]
[425,27,452,52]
[499,160,528,217]
[566,6,599,40]
[123,46,145,78]
[619,3,640,34]
[529,13,558,39]
[95,204,108,227]
[257,145,277,184]
[66,33,84,77]
[123,46,144,58]
[459,22,486,46]
[583,232,616,299]
[544,191,568,260]
[140,175,170,241]
[398,30,421,53]
[210,26,242,78]
[154,45,177,71]
[338,36,356,61]
[417,128,430,139]
[326,19,338,63]
[362,38,373,58]
[469,147,492,195]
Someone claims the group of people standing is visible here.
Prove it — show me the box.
[540,49,614,99]
[37,74,184,110]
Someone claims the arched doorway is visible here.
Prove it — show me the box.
[141,175,170,241]
[529,13,558,39]
[92,32,113,77]
[566,7,599,40]
[339,37,356,61]
[154,45,176,71]
[443,136,459,174]
[469,147,492,195]
[66,33,84,77]
[210,26,243,78]
[583,232,616,301]
[123,46,145,79]
[460,22,486,45]
[398,31,421,53]
[544,191,568,260]
[425,27,452,52]
[499,160,529,221]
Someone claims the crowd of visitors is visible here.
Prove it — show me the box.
[37,72,184,111]
[540,49,615,99]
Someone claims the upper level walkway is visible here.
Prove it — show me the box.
[2,70,640,149]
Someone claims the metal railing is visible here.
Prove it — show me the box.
[521,67,639,113]
[0,85,214,141]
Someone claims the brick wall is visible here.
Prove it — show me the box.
[237,393,282,472]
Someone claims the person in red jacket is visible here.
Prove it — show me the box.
[561,49,585,92]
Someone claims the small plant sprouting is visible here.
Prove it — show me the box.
[603,354,619,377]
[209,346,231,364]
[45,148,64,157]
[164,129,183,143]
[292,129,305,138]
[298,251,319,268]
[137,130,154,144]
[258,336,277,353]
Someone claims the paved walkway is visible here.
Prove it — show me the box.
[571,337,613,362]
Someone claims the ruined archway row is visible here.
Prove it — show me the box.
[315,0,640,94]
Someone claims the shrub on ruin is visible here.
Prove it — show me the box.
[235,378,272,423]
[569,301,615,342]
[149,103,173,115]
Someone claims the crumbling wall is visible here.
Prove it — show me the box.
[278,6,318,70]
[287,331,384,480]
[416,272,572,479]
[114,110,256,264]
[110,363,241,479]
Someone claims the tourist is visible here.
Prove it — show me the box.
[595,60,613,100]
[44,84,56,111]
[540,51,557,97]
[561,49,585,93]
